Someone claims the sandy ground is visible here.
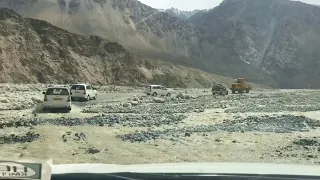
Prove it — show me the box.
[1,85,320,166]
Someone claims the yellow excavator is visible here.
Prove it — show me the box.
[230,78,252,94]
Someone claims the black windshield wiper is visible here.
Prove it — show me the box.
[52,173,189,180]
[51,172,320,180]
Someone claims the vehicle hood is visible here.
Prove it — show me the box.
[52,162,320,176]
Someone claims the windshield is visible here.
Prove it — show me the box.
[71,85,85,90]
[46,88,69,95]
[1,0,320,173]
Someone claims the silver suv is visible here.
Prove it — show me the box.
[70,84,97,101]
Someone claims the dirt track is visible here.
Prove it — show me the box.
[1,85,320,165]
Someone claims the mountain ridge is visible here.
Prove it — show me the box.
[188,0,320,88]
[0,7,241,88]
[0,0,278,87]
[1,0,320,88]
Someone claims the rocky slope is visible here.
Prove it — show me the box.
[0,8,236,88]
[0,0,278,87]
[0,0,196,62]
[2,0,320,88]
[189,0,320,88]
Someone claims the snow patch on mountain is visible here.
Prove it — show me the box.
[160,7,208,20]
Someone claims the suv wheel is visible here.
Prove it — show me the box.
[152,92,157,96]
[93,94,97,100]
[86,95,90,101]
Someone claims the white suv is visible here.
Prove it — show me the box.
[144,85,171,97]
[42,87,72,112]
[70,84,97,101]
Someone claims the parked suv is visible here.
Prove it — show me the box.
[144,85,171,97]
[42,87,72,112]
[70,84,97,101]
[212,83,229,96]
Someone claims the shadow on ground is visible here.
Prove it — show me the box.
[32,103,71,114]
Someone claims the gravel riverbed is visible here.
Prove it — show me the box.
[1,87,320,165]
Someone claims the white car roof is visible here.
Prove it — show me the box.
[149,85,162,87]
[71,84,89,86]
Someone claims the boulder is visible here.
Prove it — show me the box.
[131,101,139,106]
[123,103,131,107]
[176,93,184,99]
[153,97,165,103]
[0,99,8,103]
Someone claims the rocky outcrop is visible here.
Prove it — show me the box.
[0,8,234,88]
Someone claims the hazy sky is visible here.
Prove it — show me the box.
[139,0,320,11]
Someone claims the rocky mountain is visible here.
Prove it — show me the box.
[0,0,196,63]
[0,8,237,88]
[1,0,320,88]
[161,8,208,20]
[0,0,277,87]
[188,0,320,88]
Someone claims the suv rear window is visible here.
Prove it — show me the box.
[46,88,69,95]
[71,85,85,90]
